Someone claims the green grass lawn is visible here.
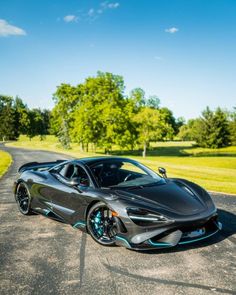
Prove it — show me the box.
[6,135,236,194]
[0,150,12,178]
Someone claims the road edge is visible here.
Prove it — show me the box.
[0,149,13,179]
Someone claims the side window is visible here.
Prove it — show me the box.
[56,163,90,186]
[74,165,90,187]
[58,164,76,179]
[58,164,68,178]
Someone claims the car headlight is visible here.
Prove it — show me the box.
[127,207,173,226]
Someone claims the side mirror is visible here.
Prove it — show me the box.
[70,177,89,187]
[158,167,167,178]
[69,177,81,186]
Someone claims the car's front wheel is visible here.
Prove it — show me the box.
[15,182,32,215]
[87,202,117,246]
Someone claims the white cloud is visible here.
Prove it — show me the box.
[100,1,120,11]
[66,2,120,23]
[0,19,26,37]
[63,15,78,23]
[154,56,162,60]
[165,27,179,34]
[107,2,120,9]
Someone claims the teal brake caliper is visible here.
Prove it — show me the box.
[94,211,103,236]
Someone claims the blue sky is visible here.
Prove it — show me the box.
[0,0,236,119]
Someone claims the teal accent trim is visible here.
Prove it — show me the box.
[44,209,51,216]
[73,221,86,228]
[148,240,172,247]
[215,221,222,230]
[148,229,219,247]
[116,236,131,248]
[178,229,219,245]
[94,211,103,235]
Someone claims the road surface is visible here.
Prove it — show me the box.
[0,146,235,295]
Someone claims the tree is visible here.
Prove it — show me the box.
[181,107,230,148]
[178,124,191,141]
[134,107,173,157]
[229,107,236,145]
[31,108,51,140]
[159,107,177,139]
[52,73,183,152]
[41,109,51,138]
[26,108,50,140]
[175,117,185,134]
[178,119,200,141]
[129,89,161,110]
[70,72,135,152]
[70,95,103,151]
[14,96,30,136]
[0,95,18,141]
[146,95,160,109]
[129,88,146,109]
[50,83,80,148]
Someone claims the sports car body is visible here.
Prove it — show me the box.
[14,157,222,250]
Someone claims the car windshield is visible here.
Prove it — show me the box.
[89,159,163,188]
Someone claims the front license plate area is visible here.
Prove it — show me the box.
[182,227,206,239]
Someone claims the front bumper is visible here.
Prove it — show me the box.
[115,216,222,250]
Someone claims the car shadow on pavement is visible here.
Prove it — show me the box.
[137,208,236,255]
[103,263,236,294]
[101,209,236,295]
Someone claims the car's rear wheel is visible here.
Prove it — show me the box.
[15,182,32,215]
[87,202,117,246]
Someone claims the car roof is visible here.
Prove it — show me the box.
[76,156,135,166]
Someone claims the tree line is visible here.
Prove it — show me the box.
[1,71,235,156]
[178,106,236,148]
[0,95,50,141]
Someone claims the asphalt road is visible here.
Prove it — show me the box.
[0,146,236,295]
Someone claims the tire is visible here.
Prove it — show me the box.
[87,202,117,246]
[15,182,32,215]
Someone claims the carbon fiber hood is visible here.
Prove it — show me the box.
[113,179,208,215]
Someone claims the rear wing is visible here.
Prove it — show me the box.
[18,160,66,173]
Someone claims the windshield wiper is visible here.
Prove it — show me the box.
[108,185,144,190]
[143,181,166,187]
[126,185,144,190]
[142,182,161,187]
[108,180,162,190]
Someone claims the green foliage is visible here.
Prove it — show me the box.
[129,88,146,109]
[3,71,234,157]
[133,107,174,157]
[159,107,176,139]
[50,83,80,149]
[178,124,192,141]
[229,107,236,145]
[0,95,51,141]
[146,95,160,109]
[175,116,185,134]
[178,107,230,148]
[25,109,50,140]
[54,72,137,152]
[14,97,30,135]
[0,95,18,141]
[50,72,196,154]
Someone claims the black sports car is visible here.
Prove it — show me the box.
[14,157,222,250]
